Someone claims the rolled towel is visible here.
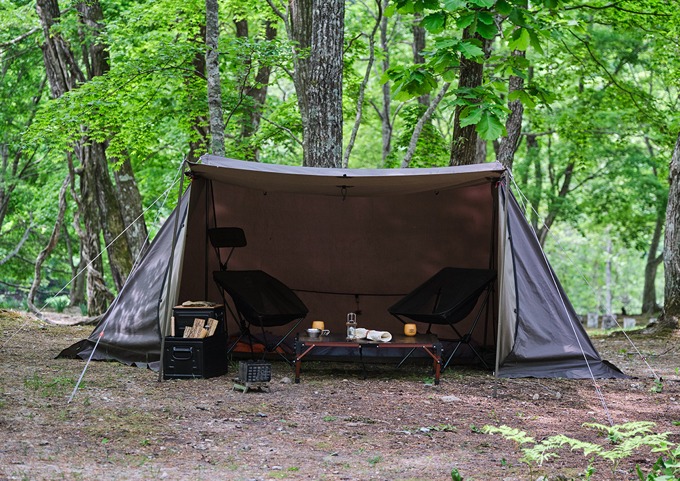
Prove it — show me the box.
[367,330,392,342]
[355,328,368,339]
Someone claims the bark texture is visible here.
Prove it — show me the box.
[36,0,133,313]
[206,0,225,156]
[113,156,150,262]
[289,0,344,168]
[496,50,525,170]
[659,132,680,329]
[641,211,664,314]
[235,19,277,161]
[450,28,484,166]
[379,0,392,165]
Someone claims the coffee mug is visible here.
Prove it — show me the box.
[306,328,330,338]
[311,320,325,330]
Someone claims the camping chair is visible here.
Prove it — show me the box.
[388,267,496,370]
[208,227,309,361]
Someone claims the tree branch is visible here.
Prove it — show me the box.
[259,115,303,147]
[343,0,382,168]
[0,220,33,266]
[401,82,451,168]
[0,27,40,50]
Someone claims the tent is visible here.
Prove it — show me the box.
[60,155,626,379]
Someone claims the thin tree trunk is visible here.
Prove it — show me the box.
[343,0,382,167]
[235,19,277,161]
[641,210,664,314]
[496,50,525,170]
[450,28,485,166]
[412,14,429,106]
[401,83,450,168]
[188,23,209,163]
[657,132,680,330]
[206,0,225,156]
[536,161,574,246]
[379,0,392,165]
[27,175,70,319]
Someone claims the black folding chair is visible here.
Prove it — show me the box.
[208,228,308,361]
[388,267,496,369]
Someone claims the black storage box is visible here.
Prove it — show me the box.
[163,334,228,379]
[163,304,228,379]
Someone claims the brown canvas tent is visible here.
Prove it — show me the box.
[61,156,625,379]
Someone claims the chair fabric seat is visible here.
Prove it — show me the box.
[213,270,308,327]
[388,267,496,325]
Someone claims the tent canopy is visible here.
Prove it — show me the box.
[60,156,625,379]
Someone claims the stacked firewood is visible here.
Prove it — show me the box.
[170,317,219,338]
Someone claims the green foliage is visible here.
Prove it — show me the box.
[45,295,69,313]
[483,422,677,478]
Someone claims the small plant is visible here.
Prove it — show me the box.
[24,373,77,398]
[322,415,337,422]
[46,295,69,313]
[650,378,664,393]
[451,467,463,481]
[367,455,382,466]
[483,421,676,479]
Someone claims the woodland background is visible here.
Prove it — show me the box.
[0,0,678,326]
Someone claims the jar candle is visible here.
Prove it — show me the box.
[311,320,325,331]
[403,323,417,336]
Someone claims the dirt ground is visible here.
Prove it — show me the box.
[0,309,678,481]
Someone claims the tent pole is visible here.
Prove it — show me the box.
[494,181,508,380]
[158,159,188,382]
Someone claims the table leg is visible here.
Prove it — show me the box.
[294,344,315,384]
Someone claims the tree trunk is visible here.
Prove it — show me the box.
[36,0,110,314]
[412,15,429,106]
[450,28,484,166]
[379,0,392,165]
[188,23,209,163]
[343,2,382,167]
[77,141,133,292]
[113,156,149,262]
[536,161,574,246]
[658,132,680,330]
[206,0,225,156]
[27,176,70,319]
[641,210,664,314]
[289,0,344,168]
[235,19,277,161]
[37,0,132,311]
[496,50,525,170]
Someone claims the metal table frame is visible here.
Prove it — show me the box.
[294,333,443,385]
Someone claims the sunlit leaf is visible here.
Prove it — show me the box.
[476,111,506,139]
[422,12,447,33]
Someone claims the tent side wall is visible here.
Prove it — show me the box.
[58,189,191,366]
[496,186,626,379]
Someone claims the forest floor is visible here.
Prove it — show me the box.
[0,308,679,481]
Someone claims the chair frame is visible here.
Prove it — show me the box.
[208,227,306,362]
